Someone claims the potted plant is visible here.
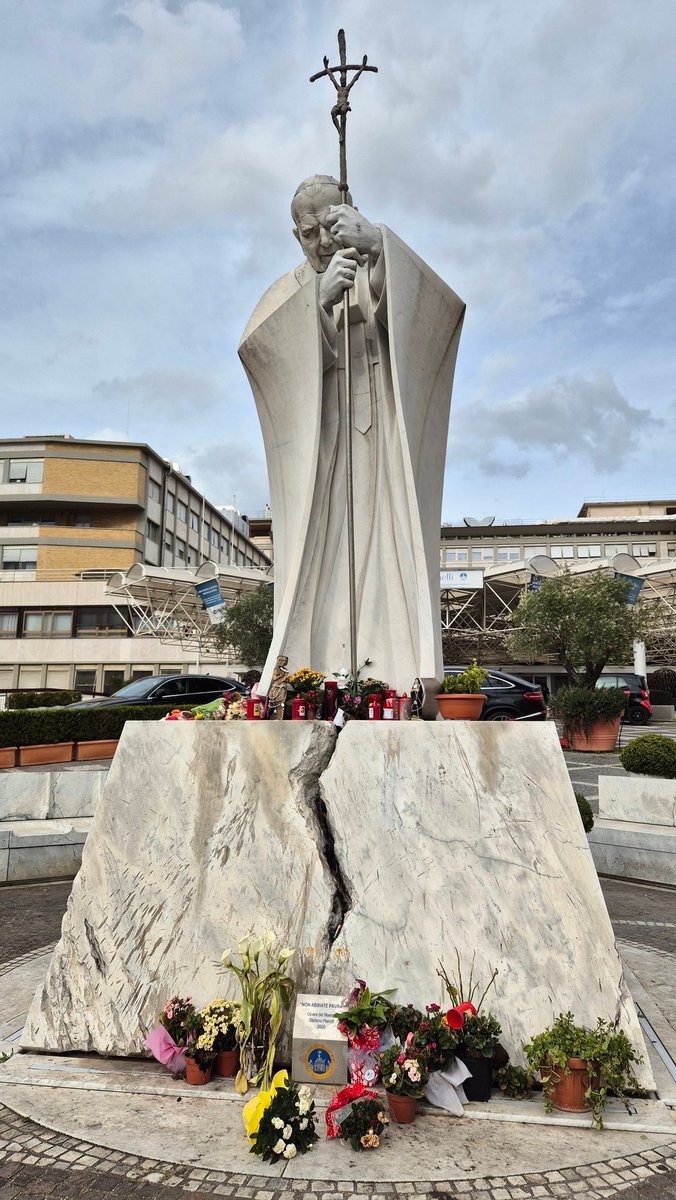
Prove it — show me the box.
[184,1011,217,1085]
[334,980,396,1085]
[523,1011,643,1130]
[550,686,627,752]
[435,661,488,720]
[496,1064,531,1099]
[438,953,500,1101]
[221,932,295,1094]
[200,998,241,1077]
[144,994,196,1073]
[331,1095,389,1149]
[379,1040,429,1123]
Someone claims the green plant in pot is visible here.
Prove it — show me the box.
[436,660,488,721]
[438,953,501,1101]
[550,686,626,752]
[200,998,241,1077]
[523,1011,642,1130]
[183,1011,217,1085]
[221,932,295,1094]
[378,1042,429,1124]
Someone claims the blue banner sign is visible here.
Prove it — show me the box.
[615,573,643,606]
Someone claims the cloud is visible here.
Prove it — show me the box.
[93,368,224,417]
[181,440,269,515]
[451,370,660,475]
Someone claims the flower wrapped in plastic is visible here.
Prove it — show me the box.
[325,1082,388,1150]
[143,994,195,1072]
[334,980,395,1085]
[242,1070,318,1162]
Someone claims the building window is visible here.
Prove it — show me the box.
[220,536,229,556]
[210,528,219,547]
[668,543,676,557]
[166,492,175,514]
[471,548,494,562]
[551,545,574,559]
[605,543,629,556]
[103,669,126,696]
[23,610,73,637]
[148,479,161,502]
[74,668,97,695]
[8,459,43,483]
[525,545,547,558]
[632,543,657,558]
[146,519,159,542]
[577,544,602,557]
[189,511,199,531]
[164,534,173,557]
[2,545,37,570]
[176,500,187,523]
[497,547,521,562]
[187,549,195,566]
[74,513,91,527]
[0,612,18,638]
[175,537,186,561]
[76,608,127,637]
[443,548,468,563]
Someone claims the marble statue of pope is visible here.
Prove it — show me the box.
[239,175,465,700]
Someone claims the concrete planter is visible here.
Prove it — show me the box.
[650,704,675,722]
[74,739,119,762]
[0,747,17,769]
[17,743,74,767]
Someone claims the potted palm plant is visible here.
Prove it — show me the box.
[436,661,488,720]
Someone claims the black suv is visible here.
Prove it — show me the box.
[443,667,547,722]
[596,672,652,725]
[68,674,247,710]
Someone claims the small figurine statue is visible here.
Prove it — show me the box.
[410,677,425,720]
[266,655,290,720]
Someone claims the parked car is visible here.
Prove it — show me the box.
[67,674,248,710]
[442,667,547,722]
[596,672,652,725]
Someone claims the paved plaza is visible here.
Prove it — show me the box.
[0,877,675,1200]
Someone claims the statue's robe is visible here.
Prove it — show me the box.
[239,227,465,697]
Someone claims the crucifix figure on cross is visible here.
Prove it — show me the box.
[310,29,378,199]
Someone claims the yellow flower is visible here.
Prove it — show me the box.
[242,1070,288,1142]
[360,1131,380,1149]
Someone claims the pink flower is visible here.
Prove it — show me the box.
[397,1054,405,1064]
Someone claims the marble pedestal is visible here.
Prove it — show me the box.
[22,721,652,1089]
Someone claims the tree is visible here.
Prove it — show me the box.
[213,583,274,669]
[507,570,654,689]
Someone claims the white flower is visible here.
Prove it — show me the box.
[272,1138,286,1154]
[271,1117,284,1129]
[283,1144,297,1159]
[389,1072,398,1085]
[299,1118,308,1130]
[282,1124,293,1139]
[298,1098,311,1115]
[298,1085,311,1101]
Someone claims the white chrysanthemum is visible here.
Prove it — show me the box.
[272,1138,286,1154]
[299,1118,308,1130]
[271,1117,284,1129]
[298,1098,311,1115]
[282,1124,293,1139]
[283,1144,297,1159]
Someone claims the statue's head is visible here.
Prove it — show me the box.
[291,175,353,274]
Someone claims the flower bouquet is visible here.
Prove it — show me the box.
[144,994,196,1073]
[183,1010,217,1085]
[325,1082,389,1150]
[243,1070,318,1162]
[334,980,395,1085]
[378,1038,429,1123]
[200,999,241,1076]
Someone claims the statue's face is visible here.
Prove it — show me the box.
[292,186,343,273]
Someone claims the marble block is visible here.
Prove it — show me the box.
[0,771,50,821]
[23,722,652,1089]
[598,774,676,827]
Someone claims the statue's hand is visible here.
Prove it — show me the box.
[318,247,365,310]
[327,205,383,260]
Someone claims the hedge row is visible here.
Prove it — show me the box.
[0,704,175,749]
[7,689,82,710]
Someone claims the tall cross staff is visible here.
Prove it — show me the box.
[310,29,378,691]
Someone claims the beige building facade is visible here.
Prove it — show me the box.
[0,436,271,696]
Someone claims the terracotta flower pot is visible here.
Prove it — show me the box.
[0,747,17,769]
[568,716,621,753]
[73,739,119,761]
[385,1091,417,1123]
[214,1048,239,1077]
[17,742,74,766]
[435,694,486,721]
[546,1057,600,1112]
[184,1057,213,1086]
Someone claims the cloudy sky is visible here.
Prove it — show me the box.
[2,0,674,522]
